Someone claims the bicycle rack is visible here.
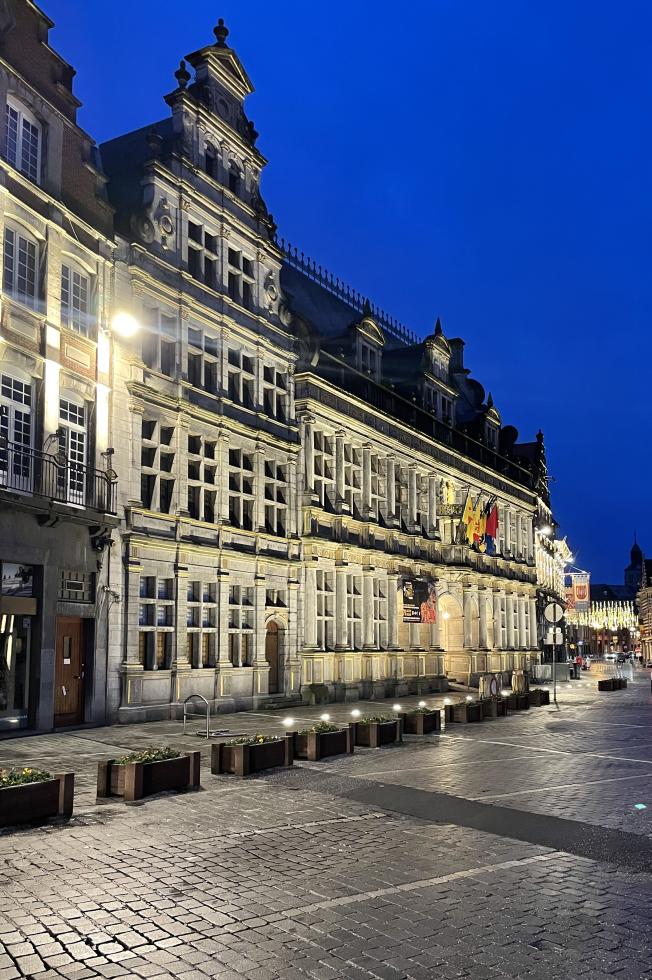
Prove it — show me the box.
[183,694,210,738]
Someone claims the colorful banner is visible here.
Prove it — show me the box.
[571,573,590,611]
[565,586,576,610]
[458,493,498,555]
[402,579,437,624]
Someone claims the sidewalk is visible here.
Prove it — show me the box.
[0,674,617,810]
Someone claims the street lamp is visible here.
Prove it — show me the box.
[111,311,140,338]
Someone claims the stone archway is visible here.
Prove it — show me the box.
[439,593,464,653]
[264,617,287,695]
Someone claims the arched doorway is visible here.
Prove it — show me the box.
[265,621,282,694]
[440,593,463,651]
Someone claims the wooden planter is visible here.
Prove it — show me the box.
[211,736,294,777]
[496,697,509,716]
[401,711,441,735]
[353,719,402,747]
[528,689,550,707]
[507,692,530,711]
[618,678,628,689]
[480,698,498,720]
[97,753,200,802]
[452,702,483,723]
[294,727,353,761]
[444,703,455,724]
[598,678,617,692]
[0,773,74,828]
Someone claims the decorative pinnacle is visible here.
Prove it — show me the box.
[175,60,190,89]
[214,17,229,46]
[486,392,494,409]
[434,316,442,335]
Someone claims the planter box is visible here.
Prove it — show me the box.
[598,678,617,692]
[401,711,441,735]
[618,678,628,689]
[496,697,509,716]
[528,689,550,707]
[0,773,74,828]
[97,753,200,802]
[211,736,293,777]
[480,699,498,720]
[444,703,455,724]
[353,720,402,748]
[507,692,530,711]
[452,702,483,723]
[294,727,353,761]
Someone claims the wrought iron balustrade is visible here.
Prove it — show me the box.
[0,440,117,514]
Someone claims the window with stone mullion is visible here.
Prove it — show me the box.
[313,430,334,509]
[187,433,217,523]
[346,573,362,650]
[141,419,175,513]
[316,570,334,651]
[373,578,387,649]
[228,447,254,530]
[187,579,217,667]
[264,459,287,536]
[228,585,254,666]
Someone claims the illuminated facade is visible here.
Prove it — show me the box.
[0,2,117,731]
[638,559,652,663]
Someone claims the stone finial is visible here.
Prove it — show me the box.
[434,316,443,336]
[363,298,372,315]
[214,17,229,46]
[175,60,191,89]
[486,391,494,409]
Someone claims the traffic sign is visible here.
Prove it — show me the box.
[544,601,564,624]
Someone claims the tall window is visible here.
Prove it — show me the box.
[373,579,387,649]
[343,444,361,517]
[59,397,86,506]
[187,434,217,523]
[0,373,32,489]
[187,221,218,289]
[227,348,255,409]
[61,264,92,336]
[228,162,242,196]
[313,430,334,509]
[141,308,177,376]
[228,585,253,665]
[187,326,219,392]
[228,448,254,530]
[346,574,362,650]
[138,576,174,669]
[187,580,217,667]
[358,341,380,379]
[264,460,287,536]
[262,366,287,421]
[5,98,41,183]
[141,418,175,513]
[3,227,37,307]
[316,570,334,650]
[227,248,255,309]
[205,143,218,180]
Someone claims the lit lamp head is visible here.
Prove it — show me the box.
[282,717,294,728]
[539,524,553,537]
[111,311,140,338]
[418,700,426,708]
[350,708,361,718]
[392,704,401,712]
[319,713,330,722]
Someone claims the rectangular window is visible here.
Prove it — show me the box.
[228,448,254,530]
[61,265,91,336]
[227,348,256,410]
[58,399,86,506]
[228,585,254,666]
[187,433,218,523]
[5,99,41,184]
[226,248,255,310]
[140,418,175,513]
[3,227,37,307]
[316,570,334,651]
[264,460,287,537]
[187,579,217,667]
[137,574,174,670]
[346,574,362,650]
[186,221,218,287]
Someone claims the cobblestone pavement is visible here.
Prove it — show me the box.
[1,672,652,979]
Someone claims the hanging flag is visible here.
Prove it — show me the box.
[483,500,498,555]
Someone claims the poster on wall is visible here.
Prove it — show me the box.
[402,578,437,624]
[1,563,33,597]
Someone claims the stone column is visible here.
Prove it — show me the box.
[506,594,515,648]
[302,416,315,494]
[504,508,512,556]
[362,566,375,649]
[304,564,318,649]
[428,474,438,534]
[530,597,539,649]
[362,444,372,517]
[217,570,231,665]
[479,590,489,648]
[493,591,502,649]
[335,563,348,650]
[516,513,523,558]
[463,588,473,648]
[518,595,527,649]
[387,572,400,650]
[408,465,418,528]
[335,431,346,511]
[386,456,396,520]
[253,445,265,531]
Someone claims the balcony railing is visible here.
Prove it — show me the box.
[0,441,117,515]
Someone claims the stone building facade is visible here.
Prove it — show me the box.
[0,6,564,729]
[0,0,117,732]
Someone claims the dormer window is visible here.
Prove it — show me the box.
[358,341,379,379]
[5,97,41,184]
[486,424,497,449]
[441,396,453,424]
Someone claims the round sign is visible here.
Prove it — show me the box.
[544,601,564,624]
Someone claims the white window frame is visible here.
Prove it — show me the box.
[0,372,33,491]
[5,96,41,184]
[3,225,38,308]
[58,394,87,506]
[61,262,93,336]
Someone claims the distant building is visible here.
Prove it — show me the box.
[637,559,652,663]
[589,538,643,656]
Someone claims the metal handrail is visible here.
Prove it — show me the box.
[0,439,117,514]
[183,694,210,738]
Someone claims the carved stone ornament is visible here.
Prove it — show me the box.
[129,212,155,244]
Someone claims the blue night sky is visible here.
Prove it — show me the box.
[45,0,651,582]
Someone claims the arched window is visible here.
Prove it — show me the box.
[0,370,33,489]
[58,392,87,506]
[5,96,41,184]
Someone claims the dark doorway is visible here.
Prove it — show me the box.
[265,621,280,694]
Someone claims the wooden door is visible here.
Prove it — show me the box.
[54,616,84,726]
[265,622,279,694]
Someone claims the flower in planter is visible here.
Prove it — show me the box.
[297,722,342,735]
[406,706,440,715]
[224,734,283,746]
[0,767,52,788]
[357,715,395,724]
[114,747,180,765]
